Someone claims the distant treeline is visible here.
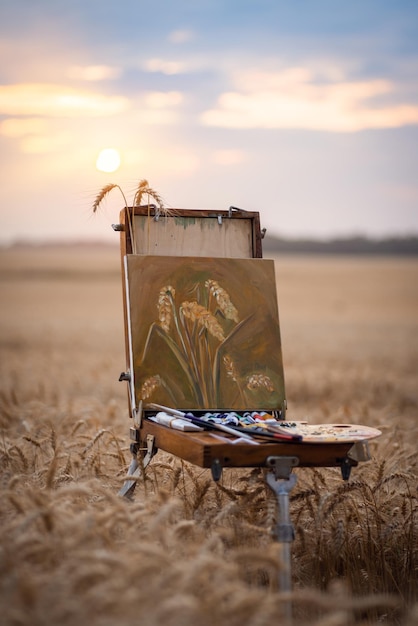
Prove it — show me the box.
[262,234,418,255]
[3,235,418,256]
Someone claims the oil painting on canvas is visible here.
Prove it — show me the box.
[126,255,285,411]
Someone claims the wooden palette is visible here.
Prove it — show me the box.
[274,422,382,443]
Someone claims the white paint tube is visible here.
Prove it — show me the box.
[149,411,204,432]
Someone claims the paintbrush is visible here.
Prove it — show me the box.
[234,423,303,442]
[146,404,259,444]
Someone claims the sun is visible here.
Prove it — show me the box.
[96,148,121,173]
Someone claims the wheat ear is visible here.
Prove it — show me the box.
[92,183,128,213]
[133,179,164,210]
[133,179,164,253]
[92,184,133,250]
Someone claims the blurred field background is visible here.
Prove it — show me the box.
[0,245,417,625]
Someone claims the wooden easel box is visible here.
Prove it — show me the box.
[116,206,357,470]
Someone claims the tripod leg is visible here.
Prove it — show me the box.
[266,456,299,624]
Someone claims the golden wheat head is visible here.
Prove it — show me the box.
[92,183,127,213]
[133,179,165,210]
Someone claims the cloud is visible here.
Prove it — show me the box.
[0,117,47,137]
[142,58,189,75]
[0,116,71,154]
[123,146,200,177]
[200,67,418,132]
[0,84,186,155]
[0,83,129,117]
[212,149,248,166]
[143,91,183,108]
[135,90,184,125]
[19,132,72,154]
[168,29,195,44]
[67,65,122,81]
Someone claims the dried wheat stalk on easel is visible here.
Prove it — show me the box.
[92,179,165,253]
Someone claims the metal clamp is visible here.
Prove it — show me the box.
[265,459,298,543]
[266,455,299,480]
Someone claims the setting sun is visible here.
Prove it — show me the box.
[96,148,121,173]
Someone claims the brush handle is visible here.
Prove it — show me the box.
[147,403,259,443]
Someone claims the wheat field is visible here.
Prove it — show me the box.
[0,245,417,626]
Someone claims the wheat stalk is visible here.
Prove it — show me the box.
[333,518,346,554]
[91,183,128,213]
[133,179,165,211]
[45,454,59,489]
[9,444,29,470]
[92,183,135,252]
[92,179,164,254]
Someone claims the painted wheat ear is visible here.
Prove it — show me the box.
[205,280,239,322]
[246,374,275,392]
[223,355,239,382]
[140,375,162,400]
[181,301,225,341]
[157,286,175,332]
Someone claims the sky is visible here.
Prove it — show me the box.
[1,0,418,244]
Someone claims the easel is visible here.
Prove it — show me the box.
[114,205,377,622]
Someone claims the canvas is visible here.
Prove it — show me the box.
[125,255,286,411]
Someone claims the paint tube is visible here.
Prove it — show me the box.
[149,412,204,432]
